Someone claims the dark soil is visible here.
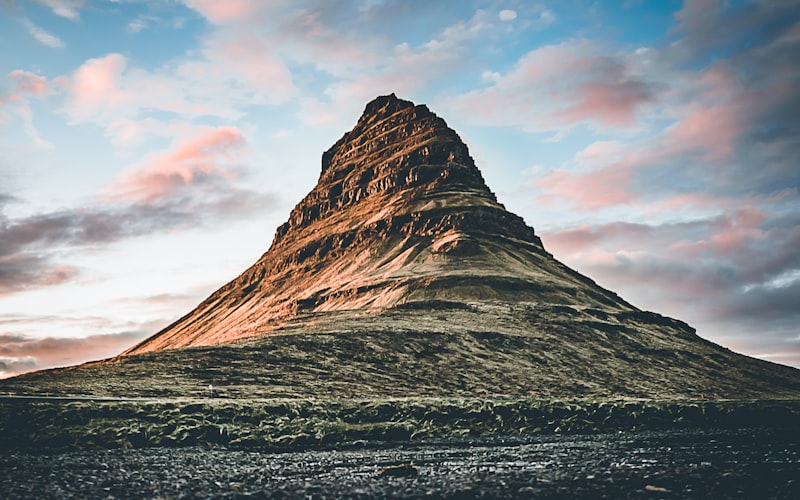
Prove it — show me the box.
[1,428,797,499]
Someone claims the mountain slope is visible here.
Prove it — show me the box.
[3,94,798,400]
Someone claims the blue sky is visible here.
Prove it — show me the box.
[1,0,799,377]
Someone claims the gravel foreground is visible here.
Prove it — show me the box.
[1,428,798,499]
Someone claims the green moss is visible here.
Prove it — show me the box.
[1,397,799,451]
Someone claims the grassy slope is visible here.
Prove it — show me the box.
[2,397,799,451]
[3,304,799,451]
[3,304,800,400]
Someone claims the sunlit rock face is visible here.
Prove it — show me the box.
[126,93,640,354]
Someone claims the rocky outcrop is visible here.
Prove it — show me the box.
[124,95,654,354]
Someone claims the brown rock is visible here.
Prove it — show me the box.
[124,94,631,354]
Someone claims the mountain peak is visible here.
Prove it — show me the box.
[289,95,497,245]
[71,94,799,403]
[360,93,415,123]
[124,95,631,354]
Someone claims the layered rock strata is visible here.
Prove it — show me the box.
[127,95,663,354]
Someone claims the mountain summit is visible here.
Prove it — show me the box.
[125,94,631,355]
[60,93,795,400]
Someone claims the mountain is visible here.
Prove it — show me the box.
[125,93,632,355]
[4,94,799,400]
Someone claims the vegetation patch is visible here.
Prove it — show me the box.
[1,397,798,451]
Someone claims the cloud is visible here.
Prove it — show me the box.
[0,125,273,296]
[60,53,135,124]
[8,70,49,96]
[0,331,146,378]
[541,208,800,366]
[535,164,635,210]
[180,33,296,101]
[498,9,517,21]
[22,18,65,48]
[33,0,84,20]
[294,8,503,127]
[103,127,246,203]
[525,4,800,212]
[59,41,295,140]
[7,181,274,285]
[2,69,52,110]
[668,0,800,66]
[0,254,77,296]
[180,0,266,24]
[0,193,273,296]
[1,70,53,146]
[448,39,659,134]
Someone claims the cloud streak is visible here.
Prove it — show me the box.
[1,70,53,146]
[33,0,84,20]
[541,208,800,365]
[448,39,659,134]
[103,127,246,203]
[0,331,145,378]
[22,18,65,48]
[0,126,273,296]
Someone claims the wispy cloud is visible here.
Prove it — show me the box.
[58,43,295,142]
[179,0,265,24]
[0,70,53,146]
[0,124,273,296]
[541,208,800,364]
[0,193,273,296]
[448,39,659,135]
[103,127,246,203]
[0,331,145,378]
[33,0,84,20]
[22,18,65,48]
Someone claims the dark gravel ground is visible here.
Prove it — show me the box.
[1,427,798,499]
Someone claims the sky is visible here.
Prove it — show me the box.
[0,0,798,378]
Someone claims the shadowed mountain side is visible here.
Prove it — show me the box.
[3,304,799,400]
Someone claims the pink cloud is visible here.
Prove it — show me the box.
[60,40,295,138]
[180,0,266,24]
[103,127,246,203]
[1,70,51,108]
[543,208,769,273]
[670,207,767,257]
[187,34,296,102]
[63,53,131,124]
[664,102,743,161]
[1,70,52,146]
[556,79,655,127]
[535,164,636,210]
[574,140,626,165]
[9,70,49,96]
[0,331,144,378]
[449,40,657,133]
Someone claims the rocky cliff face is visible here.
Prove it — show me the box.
[125,94,635,355]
